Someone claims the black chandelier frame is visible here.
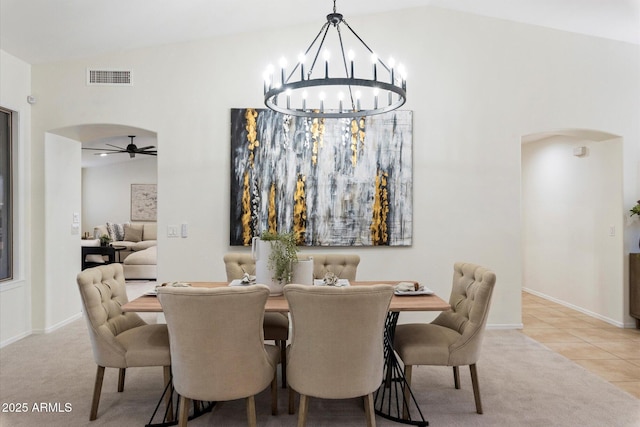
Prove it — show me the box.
[263,1,407,119]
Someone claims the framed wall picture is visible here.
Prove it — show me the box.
[230,108,413,246]
[131,184,157,221]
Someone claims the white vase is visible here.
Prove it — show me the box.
[291,257,314,286]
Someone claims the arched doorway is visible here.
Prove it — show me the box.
[41,124,157,330]
[521,129,626,325]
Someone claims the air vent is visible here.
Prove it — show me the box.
[86,68,133,86]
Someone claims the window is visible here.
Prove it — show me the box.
[0,107,13,281]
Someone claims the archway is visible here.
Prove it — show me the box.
[41,124,157,330]
[521,129,625,325]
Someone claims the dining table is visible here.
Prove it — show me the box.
[123,281,450,427]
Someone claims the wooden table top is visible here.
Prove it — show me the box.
[122,281,451,313]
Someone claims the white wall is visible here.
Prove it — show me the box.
[522,135,627,325]
[20,6,640,338]
[43,134,83,331]
[0,50,31,346]
[81,157,157,233]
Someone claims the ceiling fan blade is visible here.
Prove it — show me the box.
[106,143,125,150]
[93,151,126,155]
[135,145,156,151]
[82,147,122,152]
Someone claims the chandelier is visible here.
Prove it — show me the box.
[263,0,407,119]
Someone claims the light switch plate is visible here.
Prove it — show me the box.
[167,225,179,237]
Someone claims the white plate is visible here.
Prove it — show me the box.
[313,279,350,287]
[394,288,434,296]
[143,289,158,296]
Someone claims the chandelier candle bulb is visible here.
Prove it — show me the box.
[373,88,379,109]
[324,49,330,78]
[298,53,306,80]
[371,53,378,81]
[348,50,355,78]
[389,57,396,84]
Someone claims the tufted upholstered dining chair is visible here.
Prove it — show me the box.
[393,262,496,415]
[157,285,279,427]
[223,252,361,389]
[284,283,394,427]
[306,254,360,281]
[76,263,171,421]
[224,252,289,388]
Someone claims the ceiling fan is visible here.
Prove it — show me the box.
[83,135,157,158]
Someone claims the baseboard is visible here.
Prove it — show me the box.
[31,312,83,335]
[487,323,523,330]
[0,331,31,348]
[522,287,626,328]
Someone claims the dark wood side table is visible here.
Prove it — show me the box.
[630,253,640,329]
[81,246,115,270]
[111,245,127,263]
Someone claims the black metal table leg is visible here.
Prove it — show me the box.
[374,311,428,426]
[145,375,215,427]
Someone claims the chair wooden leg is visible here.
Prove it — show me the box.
[271,372,278,415]
[178,395,190,427]
[246,395,257,427]
[117,368,126,392]
[453,366,460,389]
[469,364,483,414]
[279,339,287,388]
[164,366,174,422]
[288,386,296,414]
[90,365,105,421]
[364,392,376,427]
[402,365,412,420]
[297,394,309,427]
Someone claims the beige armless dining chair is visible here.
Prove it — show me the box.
[284,284,394,427]
[307,254,360,281]
[76,263,171,421]
[157,285,279,427]
[224,252,289,388]
[223,252,361,389]
[393,262,496,415]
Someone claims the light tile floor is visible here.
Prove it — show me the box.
[521,291,640,399]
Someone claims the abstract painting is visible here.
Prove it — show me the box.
[230,108,412,246]
[131,184,157,221]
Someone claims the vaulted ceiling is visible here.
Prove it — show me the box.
[1,0,638,65]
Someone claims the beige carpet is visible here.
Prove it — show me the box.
[1,283,638,426]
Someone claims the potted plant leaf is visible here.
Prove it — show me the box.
[261,230,299,284]
[99,234,111,247]
[252,230,313,295]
